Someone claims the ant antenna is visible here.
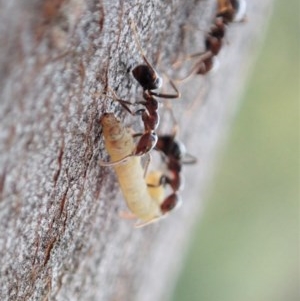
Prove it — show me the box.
[129,18,158,77]
[129,18,163,91]
[99,156,131,167]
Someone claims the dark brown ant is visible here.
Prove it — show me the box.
[147,109,197,210]
[100,19,181,165]
[153,134,197,193]
[174,17,225,81]
[174,0,246,81]
[147,108,197,218]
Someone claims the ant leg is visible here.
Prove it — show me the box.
[99,133,146,167]
[104,87,137,115]
[172,22,211,68]
[105,88,151,118]
[116,99,136,115]
[172,50,204,68]
[132,132,143,138]
[173,51,214,83]
[128,18,159,77]
[172,48,212,69]
[149,79,180,99]
[99,132,156,167]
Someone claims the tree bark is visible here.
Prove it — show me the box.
[0,0,273,300]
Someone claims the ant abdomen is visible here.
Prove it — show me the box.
[196,56,214,75]
[132,64,163,91]
[160,193,181,214]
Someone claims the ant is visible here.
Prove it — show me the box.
[174,0,246,81]
[182,17,226,79]
[129,19,180,99]
[153,135,196,193]
[101,19,181,165]
[147,109,197,206]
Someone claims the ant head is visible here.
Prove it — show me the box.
[160,193,182,215]
[132,64,163,91]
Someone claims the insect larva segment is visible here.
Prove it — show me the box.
[100,113,165,225]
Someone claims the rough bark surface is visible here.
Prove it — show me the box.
[0,0,273,300]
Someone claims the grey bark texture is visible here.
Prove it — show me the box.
[0,0,273,300]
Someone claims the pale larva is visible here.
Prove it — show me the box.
[100,113,179,227]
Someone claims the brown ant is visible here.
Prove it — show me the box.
[101,19,181,165]
[147,109,197,210]
[183,17,226,79]
[152,133,197,196]
[174,0,246,81]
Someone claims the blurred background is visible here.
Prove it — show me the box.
[172,0,299,300]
